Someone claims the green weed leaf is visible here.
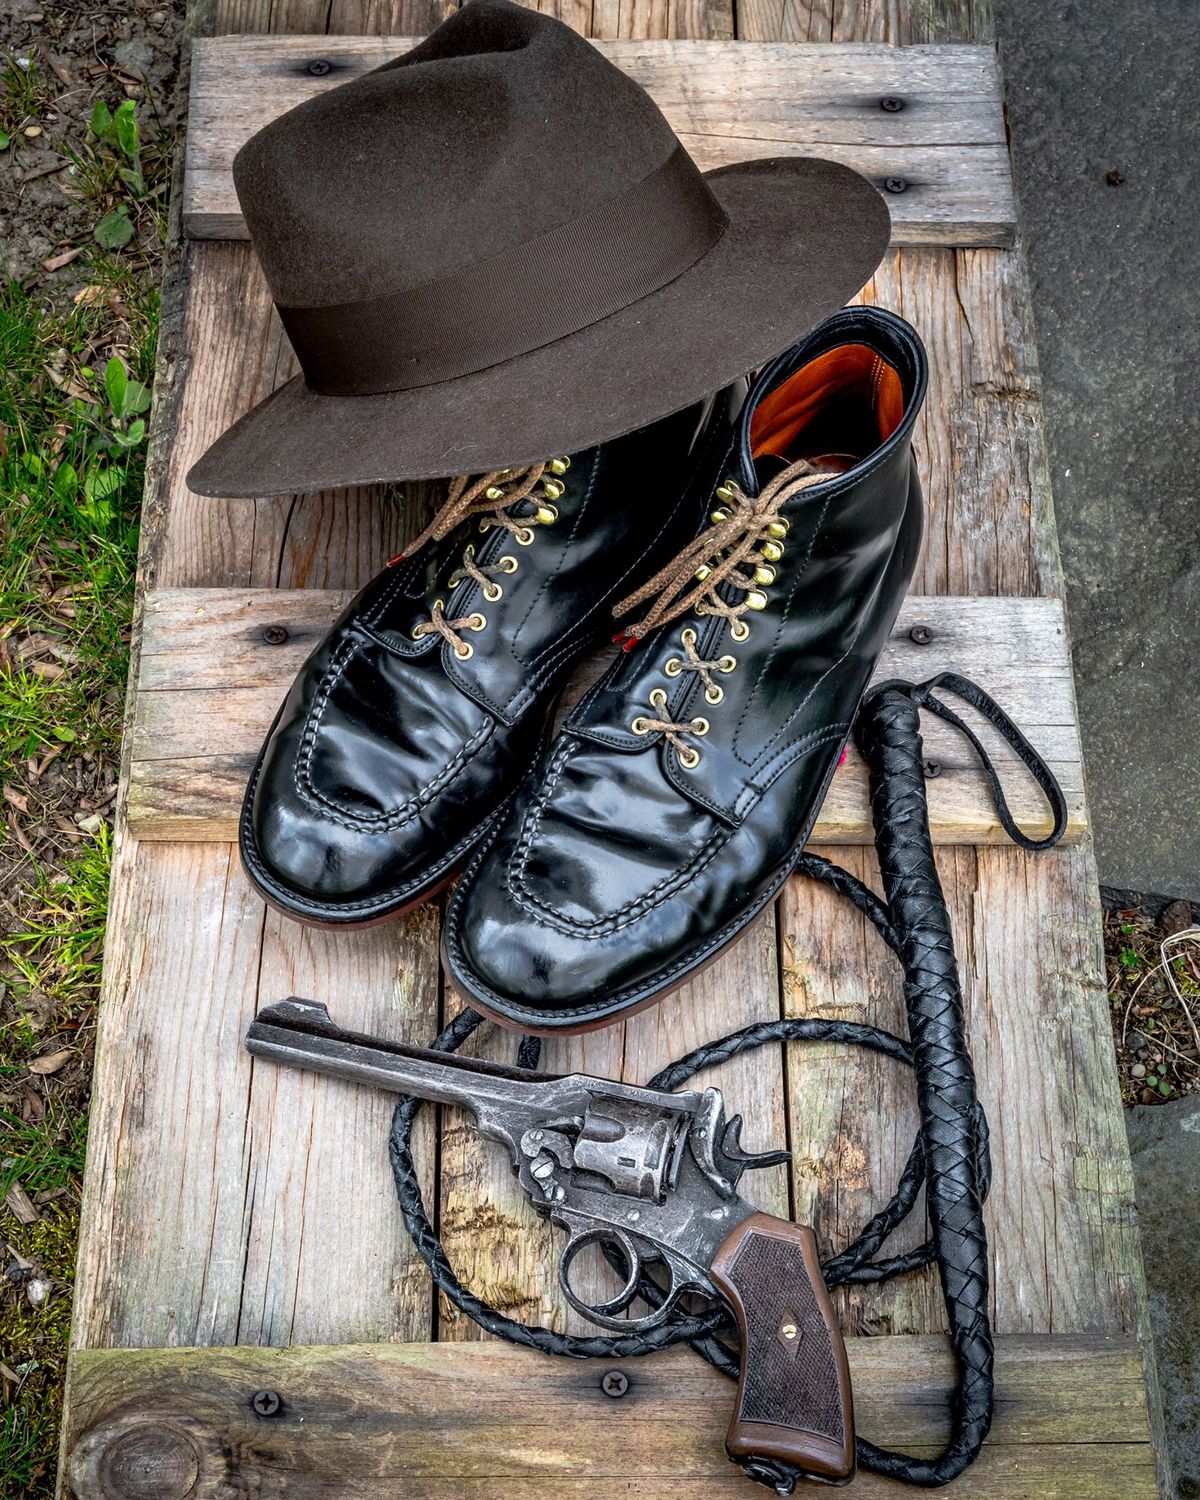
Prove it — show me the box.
[0,129,10,150]
[94,208,134,250]
[103,356,127,416]
[52,462,79,503]
[123,381,151,417]
[82,466,122,512]
[118,166,146,197]
[113,100,138,160]
[89,100,113,141]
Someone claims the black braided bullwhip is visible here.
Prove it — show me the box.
[388,674,1066,1489]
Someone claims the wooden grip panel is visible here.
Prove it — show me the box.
[710,1213,856,1485]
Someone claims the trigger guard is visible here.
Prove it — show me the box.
[558,1227,643,1328]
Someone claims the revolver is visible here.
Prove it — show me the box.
[245,997,855,1486]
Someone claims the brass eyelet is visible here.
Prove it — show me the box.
[516,526,535,546]
[718,655,737,673]
[705,685,724,705]
[760,541,784,564]
[549,456,571,476]
[753,564,776,587]
[484,485,506,501]
[411,625,426,642]
[767,517,790,539]
[466,613,487,632]
[710,506,731,525]
[479,518,494,534]
[731,621,750,643]
[681,627,698,649]
[464,542,476,559]
[691,717,710,736]
[631,716,651,735]
[447,572,463,589]
[715,481,740,503]
[541,478,565,501]
[746,590,768,612]
[483,582,503,602]
[455,642,474,660]
[664,656,682,677]
[534,504,559,526]
[694,564,711,583]
[498,555,519,573]
[649,688,667,711]
[680,747,701,769]
[694,602,708,617]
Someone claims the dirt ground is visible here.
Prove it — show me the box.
[1,0,185,281]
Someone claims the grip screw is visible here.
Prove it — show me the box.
[262,624,289,645]
[909,623,935,645]
[601,1370,629,1398]
[307,59,332,76]
[884,176,909,194]
[923,759,943,779]
[780,1322,798,1340]
[251,1389,282,1416]
[880,96,905,112]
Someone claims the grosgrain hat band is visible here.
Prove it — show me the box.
[277,146,728,397]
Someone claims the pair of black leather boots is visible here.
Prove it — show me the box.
[242,307,928,1034]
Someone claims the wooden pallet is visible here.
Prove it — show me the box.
[59,3,1164,1496]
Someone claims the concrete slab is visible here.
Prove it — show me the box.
[994,0,1199,901]
[1126,1097,1200,1499]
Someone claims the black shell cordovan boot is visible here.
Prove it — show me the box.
[445,307,928,1029]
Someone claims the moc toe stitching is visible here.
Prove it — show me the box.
[501,750,735,936]
[291,634,497,831]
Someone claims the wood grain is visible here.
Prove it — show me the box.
[125,589,1086,845]
[63,1336,1156,1500]
[184,36,1015,246]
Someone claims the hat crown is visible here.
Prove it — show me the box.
[234,0,682,310]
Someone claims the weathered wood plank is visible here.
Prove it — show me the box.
[62,1336,1156,1500]
[124,589,1086,845]
[70,836,442,1351]
[183,36,1016,246]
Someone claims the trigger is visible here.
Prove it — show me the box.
[721,1114,791,1173]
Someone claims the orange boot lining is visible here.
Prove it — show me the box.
[750,344,905,471]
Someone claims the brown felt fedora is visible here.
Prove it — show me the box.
[188,0,891,498]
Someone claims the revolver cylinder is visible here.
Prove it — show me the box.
[570,1098,691,1201]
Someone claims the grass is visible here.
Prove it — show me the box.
[1,80,166,1495]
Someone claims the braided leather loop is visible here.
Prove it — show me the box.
[387,675,1067,1491]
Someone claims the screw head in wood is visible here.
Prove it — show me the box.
[884,176,909,194]
[880,96,905,112]
[909,623,935,645]
[923,758,942,779]
[307,58,332,76]
[251,1388,282,1416]
[601,1369,629,1398]
[262,624,289,645]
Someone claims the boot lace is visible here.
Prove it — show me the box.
[613,457,835,767]
[390,459,569,661]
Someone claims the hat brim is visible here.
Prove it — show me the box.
[187,157,890,497]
